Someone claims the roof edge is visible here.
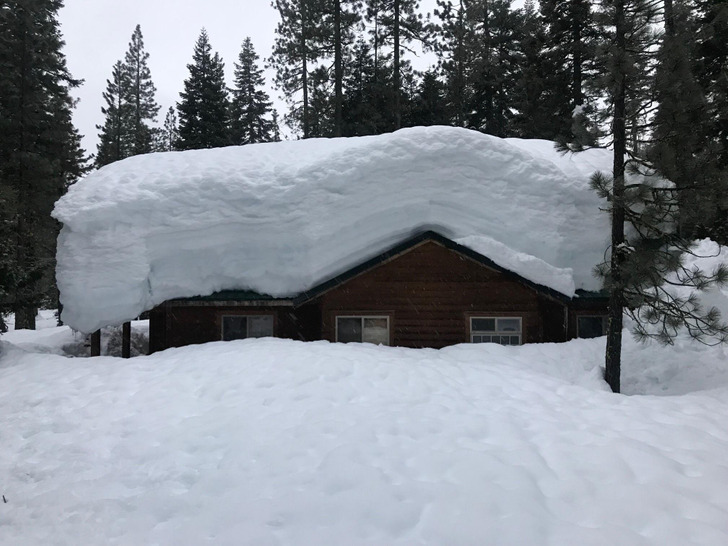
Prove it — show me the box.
[294,230,573,306]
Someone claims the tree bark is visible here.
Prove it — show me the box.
[301,1,310,138]
[122,321,131,358]
[394,0,401,130]
[605,0,627,394]
[13,306,36,330]
[571,1,583,108]
[334,0,343,136]
[90,330,101,357]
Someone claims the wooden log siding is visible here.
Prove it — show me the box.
[315,240,553,348]
[146,235,592,352]
[150,305,298,351]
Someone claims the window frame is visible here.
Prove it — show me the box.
[469,316,523,345]
[576,315,608,339]
[220,313,275,341]
[335,315,391,346]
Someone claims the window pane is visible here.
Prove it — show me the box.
[363,318,389,345]
[248,315,274,338]
[473,335,483,343]
[497,318,520,332]
[578,316,607,339]
[222,316,247,341]
[472,318,496,332]
[337,317,362,343]
[510,336,520,345]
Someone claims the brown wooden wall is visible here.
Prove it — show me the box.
[149,304,300,352]
[314,240,565,348]
[147,240,604,353]
[568,304,610,339]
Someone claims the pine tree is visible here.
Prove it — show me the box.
[96,25,160,167]
[123,25,160,156]
[159,106,179,152]
[177,29,230,150]
[509,1,554,138]
[271,110,283,141]
[434,0,474,127]
[308,66,336,137]
[96,60,133,167]
[588,0,728,392]
[539,0,601,144]
[466,0,522,137]
[366,0,427,129]
[271,0,329,138]
[409,69,449,126]
[342,39,397,135]
[230,38,275,145]
[0,0,87,329]
[696,0,728,165]
[692,0,728,240]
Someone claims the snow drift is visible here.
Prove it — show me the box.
[54,126,613,333]
[2,333,728,544]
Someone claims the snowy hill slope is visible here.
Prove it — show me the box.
[54,127,613,333]
[2,335,728,545]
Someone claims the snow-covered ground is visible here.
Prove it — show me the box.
[2,317,728,545]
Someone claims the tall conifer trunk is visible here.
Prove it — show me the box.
[301,1,310,138]
[334,0,343,136]
[394,0,401,129]
[605,0,627,393]
[571,2,583,108]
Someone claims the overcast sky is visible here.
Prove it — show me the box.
[58,0,441,156]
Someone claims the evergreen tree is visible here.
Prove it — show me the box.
[509,1,554,138]
[434,0,473,127]
[123,25,160,156]
[588,0,728,392]
[230,38,275,145]
[96,60,133,167]
[0,0,87,329]
[366,0,427,129]
[96,25,159,167]
[466,0,522,137]
[409,69,449,126]
[342,39,397,135]
[321,0,363,136]
[159,106,179,152]
[177,29,230,149]
[693,0,728,240]
[271,0,329,138]
[648,0,721,237]
[271,110,283,142]
[539,0,602,144]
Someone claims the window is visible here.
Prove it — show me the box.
[577,315,608,339]
[336,316,390,345]
[221,315,274,341]
[470,317,522,345]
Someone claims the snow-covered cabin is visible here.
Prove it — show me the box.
[53,126,613,352]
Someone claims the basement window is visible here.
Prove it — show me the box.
[336,316,390,345]
[221,315,274,341]
[577,315,608,339]
[470,317,522,345]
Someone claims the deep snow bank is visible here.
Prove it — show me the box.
[2,337,728,545]
[54,127,613,332]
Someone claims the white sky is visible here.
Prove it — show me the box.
[59,0,441,156]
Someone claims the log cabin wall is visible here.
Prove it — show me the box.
[314,240,551,348]
[149,304,298,352]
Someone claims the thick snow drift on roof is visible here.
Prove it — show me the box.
[54,126,612,332]
[455,234,576,295]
